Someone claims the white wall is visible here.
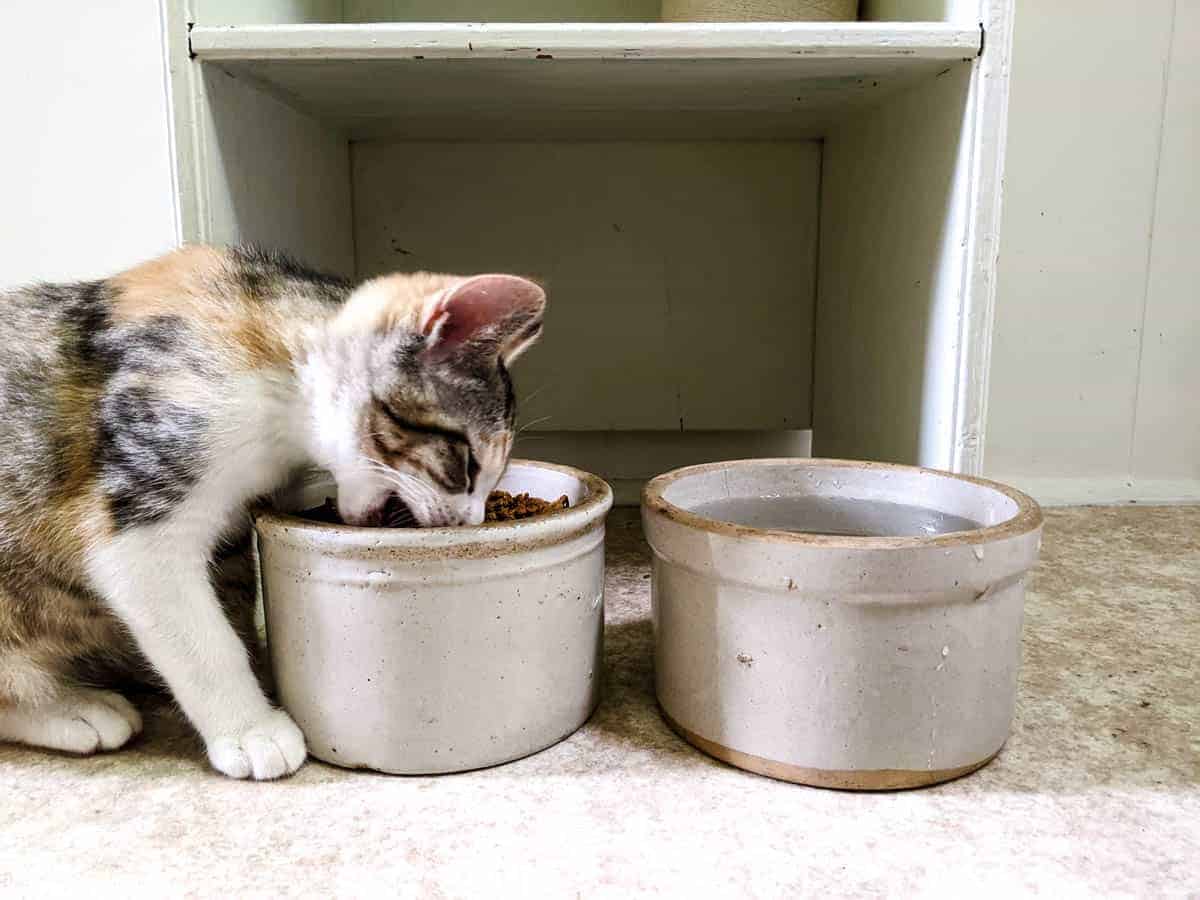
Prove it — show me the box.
[1130,2,1200,495]
[0,1,178,286]
[985,0,1200,504]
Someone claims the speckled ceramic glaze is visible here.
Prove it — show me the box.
[253,460,613,774]
[642,459,1043,790]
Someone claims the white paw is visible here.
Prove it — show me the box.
[206,709,307,780]
[0,688,143,755]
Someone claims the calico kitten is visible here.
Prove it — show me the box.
[0,245,545,779]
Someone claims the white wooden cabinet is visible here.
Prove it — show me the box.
[166,0,1013,502]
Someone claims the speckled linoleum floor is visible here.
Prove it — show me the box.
[2,507,1197,898]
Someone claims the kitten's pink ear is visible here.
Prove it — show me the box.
[419,274,546,366]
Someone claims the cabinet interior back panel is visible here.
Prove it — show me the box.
[194,0,963,23]
[192,0,345,25]
[352,140,820,431]
[343,0,663,21]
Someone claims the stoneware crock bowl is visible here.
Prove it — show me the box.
[252,459,613,774]
[642,458,1042,790]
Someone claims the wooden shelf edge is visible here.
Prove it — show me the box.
[190,21,981,62]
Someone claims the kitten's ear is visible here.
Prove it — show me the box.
[419,274,546,366]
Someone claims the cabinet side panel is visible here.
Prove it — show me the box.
[813,66,972,468]
[196,66,355,276]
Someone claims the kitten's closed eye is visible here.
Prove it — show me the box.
[370,401,474,494]
[466,451,480,493]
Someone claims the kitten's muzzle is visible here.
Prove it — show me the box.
[345,493,417,528]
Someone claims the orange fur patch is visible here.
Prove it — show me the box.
[19,482,112,578]
[109,244,226,321]
[39,381,110,565]
[110,244,292,370]
[232,316,292,368]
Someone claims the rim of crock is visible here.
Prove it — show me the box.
[642,458,1043,550]
[253,458,613,548]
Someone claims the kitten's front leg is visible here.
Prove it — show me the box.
[88,531,306,780]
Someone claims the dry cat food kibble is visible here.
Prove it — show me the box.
[300,492,570,526]
[485,490,570,522]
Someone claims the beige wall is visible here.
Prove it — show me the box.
[985,0,1199,503]
[0,1,178,286]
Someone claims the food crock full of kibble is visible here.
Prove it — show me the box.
[303,489,570,525]
[0,245,546,780]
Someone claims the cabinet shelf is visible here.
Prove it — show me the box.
[189,22,981,139]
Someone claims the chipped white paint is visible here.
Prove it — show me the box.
[185,21,983,141]
[189,21,981,60]
[948,0,1015,475]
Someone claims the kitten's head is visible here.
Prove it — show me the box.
[310,271,545,527]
